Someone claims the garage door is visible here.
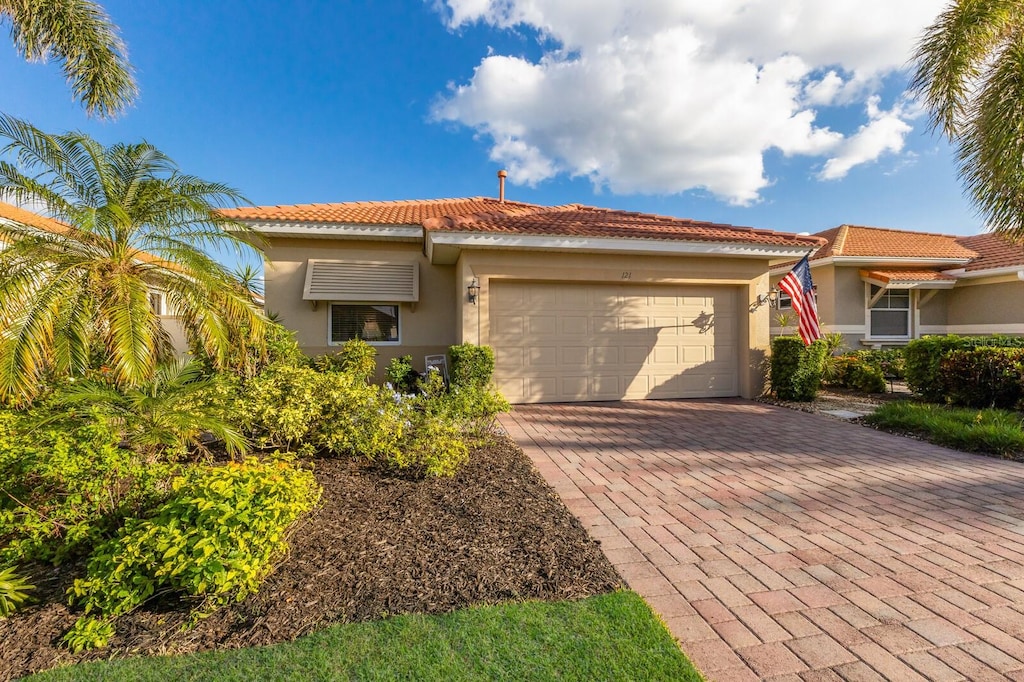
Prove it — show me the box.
[490,281,738,403]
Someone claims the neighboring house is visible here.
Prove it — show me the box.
[0,200,190,353]
[769,224,1024,349]
[223,194,820,403]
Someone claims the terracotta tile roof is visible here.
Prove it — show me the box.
[0,201,170,269]
[0,200,72,236]
[956,233,1024,272]
[219,197,544,225]
[227,197,822,248]
[811,224,977,260]
[423,203,823,247]
[859,269,957,284]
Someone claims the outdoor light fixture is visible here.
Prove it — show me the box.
[750,287,779,312]
[467,278,481,305]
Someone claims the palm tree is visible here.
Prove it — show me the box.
[0,114,266,403]
[911,1,1024,239]
[1,0,136,118]
[48,357,247,459]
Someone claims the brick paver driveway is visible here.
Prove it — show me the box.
[502,400,1024,681]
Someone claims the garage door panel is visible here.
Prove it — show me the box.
[494,346,524,370]
[528,346,558,367]
[652,346,679,365]
[490,282,738,403]
[592,375,622,399]
[561,317,588,335]
[560,376,589,400]
[528,316,557,335]
[593,346,620,365]
[494,315,524,336]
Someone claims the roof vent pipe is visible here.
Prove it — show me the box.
[497,169,507,203]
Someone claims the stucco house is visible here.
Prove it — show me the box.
[769,224,1024,349]
[223,193,820,403]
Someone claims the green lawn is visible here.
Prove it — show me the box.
[27,591,702,682]
[866,401,1024,457]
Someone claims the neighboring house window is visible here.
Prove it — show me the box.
[868,285,910,337]
[149,292,164,316]
[330,304,400,344]
[777,291,792,309]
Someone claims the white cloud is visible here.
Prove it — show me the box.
[434,0,947,204]
[819,96,918,180]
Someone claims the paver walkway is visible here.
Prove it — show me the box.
[501,399,1024,681]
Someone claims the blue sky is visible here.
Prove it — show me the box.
[0,0,979,251]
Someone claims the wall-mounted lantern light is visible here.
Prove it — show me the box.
[749,287,779,313]
[467,278,481,305]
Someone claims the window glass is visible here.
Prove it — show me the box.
[330,304,399,344]
[869,286,909,337]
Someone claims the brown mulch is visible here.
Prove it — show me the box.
[0,437,621,681]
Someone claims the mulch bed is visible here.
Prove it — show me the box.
[0,436,621,681]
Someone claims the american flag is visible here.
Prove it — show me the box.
[778,254,822,345]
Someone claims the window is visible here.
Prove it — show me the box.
[330,304,400,344]
[869,286,910,337]
[777,291,792,309]
[149,292,164,315]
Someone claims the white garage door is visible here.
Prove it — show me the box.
[490,281,739,403]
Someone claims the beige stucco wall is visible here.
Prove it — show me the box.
[918,290,948,327]
[455,249,772,399]
[263,238,456,373]
[946,279,1024,328]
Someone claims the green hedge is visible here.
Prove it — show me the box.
[449,344,496,388]
[941,348,1024,409]
[905,335,1024,402]
[827,356,886,393]
[770,336,827,401]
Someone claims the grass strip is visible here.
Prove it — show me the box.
[27,590,702,682]
[866,401,1024,457]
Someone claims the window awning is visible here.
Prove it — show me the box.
[302,259,419,302]
[859,269,957,290]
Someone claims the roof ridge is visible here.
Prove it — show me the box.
[832,225,850,256]
[839,223,960,239]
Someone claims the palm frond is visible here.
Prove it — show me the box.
[0,0,137,118]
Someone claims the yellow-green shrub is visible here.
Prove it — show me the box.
[66,457,321,650]
[0,411,178,564]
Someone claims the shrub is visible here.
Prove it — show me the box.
[194,320,304,380]
[905,335,1024,400]
[0,565,34,617]
[0,411,178,564]
[236,364,325,451]
[66,457,321,649]
[770,336,827,401]
[391,412,469,478]
[862,348,906,380]
[43,359,246,461]
[905,336,970,400]
[818,333,848,386]
[449,344,496,388]
[846,360,887,393]
[941,348,1024,408]
[314,339,377,382]
[384,355,420,394]
[238,365,411,459]
[313,378,410,462]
